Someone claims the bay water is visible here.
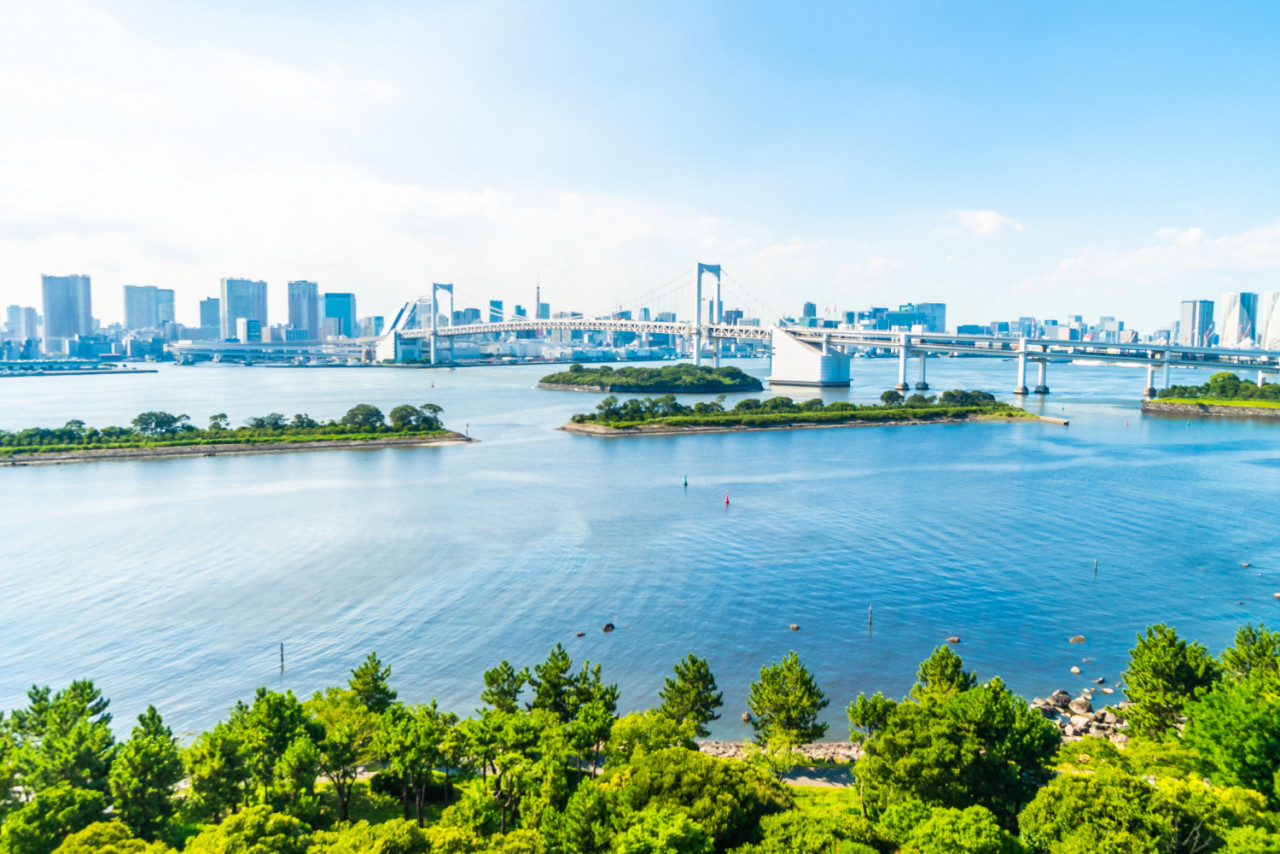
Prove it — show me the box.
[1,358,1276,739]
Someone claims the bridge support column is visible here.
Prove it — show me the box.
[915,351,929,390]
[1259,370,1267,388]
[896,334,910,391]
[1033,359,1049,394]
[1162,351,1172,389]
[1014,339,1029,394]
[1144,364,1157,397]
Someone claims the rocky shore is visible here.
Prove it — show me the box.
[1142,399,1280,418]
[561,412,1053,438]
[1,432,474,467]
[699,688,1129,764]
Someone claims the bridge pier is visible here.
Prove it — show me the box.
[1033,359,1049,394]
[1259,370,1268,388]
[1014,339,1029,394]
[1162,351,1172,389]
[896,335,910,391]
[1144,364,1157,397]
[915,351,929,390]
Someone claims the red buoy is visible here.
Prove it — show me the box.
[724,491,730,505]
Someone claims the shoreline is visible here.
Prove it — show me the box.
[1142,399,1280,418]
[560,412,1064,437]
[537,381,764,394]
[1,432,474,467]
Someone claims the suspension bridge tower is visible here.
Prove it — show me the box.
[695,263,721,366]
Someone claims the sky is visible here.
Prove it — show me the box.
[2,1,1280,331]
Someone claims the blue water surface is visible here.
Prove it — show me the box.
[1,358,1276,738]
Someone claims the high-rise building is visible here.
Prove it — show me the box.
[220,278,268,340]
[4,305,39,341]
[1179,300,1214,347]
[1214,292,1258,348]
[157,289,175,325]
[236,318,262,343]
[489,300,504,323]
[537,302,550,320]
[199,298,220,330]
[323,292,357,338]
[288,281,321,339]
[42,274,93,351]
[802,302,817,319]
[124,285,158,330]
[1257,292,1280,350]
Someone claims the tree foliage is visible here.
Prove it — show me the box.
[746,651,829,747]
[658,655,724,738]
[1122,623,1221,738]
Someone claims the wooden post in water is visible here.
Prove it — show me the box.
[280,642,284,673]
[1094,559,1098,579]
[868,605,873,635]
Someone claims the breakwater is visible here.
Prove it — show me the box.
[1142,399,1280,418]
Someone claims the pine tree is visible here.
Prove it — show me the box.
[657,655,723,737]
[109,705,184,840]
[348,652,397,714]
[1122,623,1220,738]
[480,661,527,713]
[528,644,577,722]
[746,651,829,746]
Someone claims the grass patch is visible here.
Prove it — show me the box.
[1154,398,1280,409]
[0,430,451,457]
[791,785,864,816]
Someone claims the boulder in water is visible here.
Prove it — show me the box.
[1069,635,1086,644]
[602,623,615,633]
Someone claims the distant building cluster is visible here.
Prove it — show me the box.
[5,271,1279,365]
[2,275,383,361]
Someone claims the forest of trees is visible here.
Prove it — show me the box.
[1158,371,1280,403]
[5,621,1280,852]
[539,365,763,394]
[0,404,448,456]
[569,389,1014,429]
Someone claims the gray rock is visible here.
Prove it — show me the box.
[1070,666,1081,675]
[1069,697,1093,714]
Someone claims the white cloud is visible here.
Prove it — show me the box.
[940,209,1025,236]
[1052,221,1280,282]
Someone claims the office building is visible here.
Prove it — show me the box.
[323,292,357,338]
[537,302,550,320]
[802,302,817,319]
[42,274,93,351]
[5,305,39,341]
[236,318,262,343]
[1257,292,1280,350]
[124,285,158,330]
[220,278,268,340]
[1214,292,1258,348]
[199,298,220,330]
[288,281,321,339]
[489,300,504,323]
[1179,300,1214,347]
[157,289,175,325]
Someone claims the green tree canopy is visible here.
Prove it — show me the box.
[910,645,978,702]
[658,655,724,738]
[746,651,829,746]
[348,652,397,714]
[1122,623,1221,738]
[183,805,310,854]
[108,706,182,841]
[339,404,385,431]
[480,661,527,714]
[1220,623,1280,683]
[0,783,107,854]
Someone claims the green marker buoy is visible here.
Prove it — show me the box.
[683,475,687,487]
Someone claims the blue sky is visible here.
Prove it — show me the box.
[2,1,1279,330]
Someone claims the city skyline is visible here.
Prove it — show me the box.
[3,2,1280,330]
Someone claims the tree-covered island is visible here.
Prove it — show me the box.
[5,620,1280,852]
[1145,371,1280,416]
[0,403,466,464]
[538,363,764,393]
[565,389,1035,434]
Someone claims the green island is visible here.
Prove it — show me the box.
[1144,371,1280,416]
[0,404,467,465]
[4,621,1280,852]
[564,388,1043,434]
[538,363,764,393]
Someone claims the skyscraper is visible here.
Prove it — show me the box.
[802,302,817,319]
[1257,292,1280,351]
[220,278,268,340]
[41,274,93,351]
[1214,292,1258,348]
[157,289,175,325]
[288,281,321,339]
[124,285,158,330]
[1179,300,1214,347]
[324,292,357,338]
[199,298,220,330]
[489,300,504,323]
